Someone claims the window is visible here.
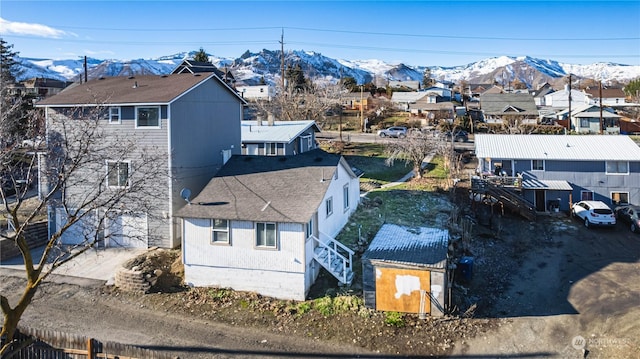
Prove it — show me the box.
[606,161,628,174]
[136,106,160,128]
[211,219,229,244]
[531,160,544,171]
[343,184,350,211]
[106,161,130,187]
[611,192,629,206]
[325,197,333,217]
[256,222,276,248]
[266,143,277,156]
[581,191,594,201]
[580,118,590,128]
[108,107,121,124]
[306,217,314,239]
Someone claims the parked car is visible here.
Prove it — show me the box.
[614,204,640,233]
[377,126,407,138]
[571,200,616,228]
[444,130,469,142]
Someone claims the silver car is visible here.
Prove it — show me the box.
[377,126,407,138]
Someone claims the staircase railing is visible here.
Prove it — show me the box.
[311,232,354,285]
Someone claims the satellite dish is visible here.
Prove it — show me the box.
[180,188,192,205]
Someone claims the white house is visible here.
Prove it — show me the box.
[236,85,276,101]
[241,120,320,156]
[543,85,590,109]
[177,149,362,301]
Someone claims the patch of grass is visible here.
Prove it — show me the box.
[314,296,334,316]
[384,311,406,327]
[423,156,448,179]
[320,141,412,183]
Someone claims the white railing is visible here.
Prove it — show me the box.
[311,232,354,284]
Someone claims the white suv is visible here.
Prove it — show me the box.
[571,200,616,228]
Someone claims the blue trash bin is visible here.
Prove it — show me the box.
[458,256,474,281]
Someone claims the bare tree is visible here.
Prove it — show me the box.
[384,134,444,179]
[249,81,345,127]
[0,98,167,356]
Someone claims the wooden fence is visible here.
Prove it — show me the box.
[2,326,175,359]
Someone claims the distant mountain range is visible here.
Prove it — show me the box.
[13,50,640,89]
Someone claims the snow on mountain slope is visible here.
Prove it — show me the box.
[13,51,640,88]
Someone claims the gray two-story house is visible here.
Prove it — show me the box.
[36,73,246,249]
[475,134,640,212]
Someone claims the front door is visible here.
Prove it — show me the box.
[535,190,546,212]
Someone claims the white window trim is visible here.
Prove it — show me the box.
[580,190,594,201]
[343,184,350,212]
[531,159,545,171]
[108,106,121,124]
[265,142,278,156]
[106,160,131,188]
[255,222,277,249]
[605,161,629,175]
[326,197,333,218]
[135,106,161,129]
[211,219,230,245]
[610,191,629,206]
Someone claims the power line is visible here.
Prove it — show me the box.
[23,24,640,42]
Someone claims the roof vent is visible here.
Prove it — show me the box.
[161,74,168,78]
[128,76,135,80]
[132,81,138,89]
[98,76,105,80]
[194,73,201,77]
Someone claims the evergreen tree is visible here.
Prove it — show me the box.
[193,47,209,62]
[285,63,307,91]
[624,77,640,102]
[1,38,18,85]
[340,76,358,92]
[422,67,434,89]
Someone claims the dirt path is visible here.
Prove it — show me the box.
[451,215,640,358]
[1,273,380,359]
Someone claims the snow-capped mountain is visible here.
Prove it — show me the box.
[13,50,640,89]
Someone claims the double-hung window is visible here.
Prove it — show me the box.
[325,197,333,218]
[108,107,121,124]
[106,161,130,188]
[136,106,160,128]
[211,219,229,244]
[606,161,628,175]
[532,160,544,171]
[266,143,277,156]
[256,222,276,248]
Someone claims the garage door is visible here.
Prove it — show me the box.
[105,212,148,248]
[56,208,98,245]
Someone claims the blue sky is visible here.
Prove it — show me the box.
[1,0,639,66]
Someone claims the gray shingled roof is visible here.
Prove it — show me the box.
[176,149,354,223]
[36,73,239,106]
[479,93,538,115]
[362,224,449,270]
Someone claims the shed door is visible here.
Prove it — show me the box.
[375,267,430,314]
[105,212,148,248]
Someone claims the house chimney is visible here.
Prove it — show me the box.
[256,114,263,126]
[267,111,275,126]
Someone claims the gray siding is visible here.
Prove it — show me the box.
[170,78,242,219]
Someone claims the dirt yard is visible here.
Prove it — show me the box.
[3,172,639,358]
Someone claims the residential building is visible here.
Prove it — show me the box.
[177,149,362,301]
[555,104,621,134]
[36,73,246,249]
[475,134,640,212]
[241,120,320,156]
[236,85,276,101]
[479,93,539,124]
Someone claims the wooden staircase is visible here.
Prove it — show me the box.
[472,177,537,221]
[312,233,354,285]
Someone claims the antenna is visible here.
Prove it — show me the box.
[180,188,192,205]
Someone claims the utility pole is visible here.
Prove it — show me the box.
[360,85,365,132]
[567,74,572,132]
[599,80,604,134]
[280,29,285,90]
